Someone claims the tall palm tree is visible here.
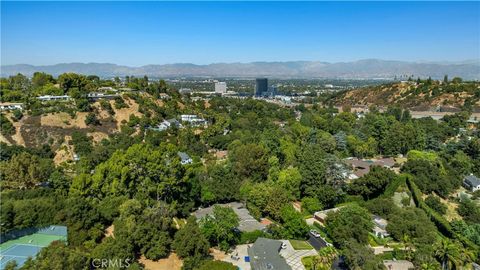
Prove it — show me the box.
[434,239,462,270]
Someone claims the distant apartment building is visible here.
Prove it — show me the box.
[255,78,268,97]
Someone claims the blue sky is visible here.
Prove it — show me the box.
[1,1,479,66]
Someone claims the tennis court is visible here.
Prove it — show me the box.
[0,225,67,269]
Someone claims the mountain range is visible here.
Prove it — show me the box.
[1,59,479,79]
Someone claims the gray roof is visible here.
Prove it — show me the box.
[177,152,191,161]
[193,202,266,232]
[464,175,480,187]
[248,238,291,270]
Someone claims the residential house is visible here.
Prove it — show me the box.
[180,114,207,127]
[159,93,170,99]
[0,102,23,111]
[178,152,192,165]
[247,238,291,270]
[464,174,480,192]
[37,95,70,102]
[314,207,342,224]
[345,157,395,178]
[148,119,182,132]
[87,92,119,100]
[372,215,389,238]
[193,202,266,232]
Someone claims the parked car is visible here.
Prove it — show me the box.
[310,229,321,238]
[281,242,287,249]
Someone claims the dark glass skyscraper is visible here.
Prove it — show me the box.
[255,78,268,97]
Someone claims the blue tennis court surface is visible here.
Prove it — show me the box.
[0,225,67,269]
[0,244,42,268]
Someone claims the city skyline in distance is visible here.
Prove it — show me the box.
[1,1,479,66]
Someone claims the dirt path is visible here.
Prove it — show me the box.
[139,253,182,270]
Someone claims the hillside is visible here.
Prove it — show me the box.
[0,94,165,165]
[2,59,480,79]
[331,80,480,111]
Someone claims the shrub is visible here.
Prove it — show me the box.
[85,112,99,126]
[0,114,15,136]
[301,197,322,214]
[424,195,447,215]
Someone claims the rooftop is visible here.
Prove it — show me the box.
[248,238,291,270]
[464,175,480,186]
[193,202,266,232]
[345,157,395,178]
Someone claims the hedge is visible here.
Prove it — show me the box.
[405,175,478,252]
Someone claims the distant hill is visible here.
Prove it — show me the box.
[330,80,480,111]
[2,59,479,79]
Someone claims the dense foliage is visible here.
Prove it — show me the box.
[1,73,479,269]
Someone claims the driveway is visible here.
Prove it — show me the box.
[307,233,328,251]
[280,240,318,270]
[222,244,251,270]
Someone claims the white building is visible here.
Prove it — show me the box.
[181,115,199,122]
[37,95,70,101]
[215,82,227,94]
[372,215,389,238]
[0,102,24,111]
[180,114,207,127]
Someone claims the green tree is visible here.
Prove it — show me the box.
[195,260,237,270]
[386,208,437,246]
[301,197,322,214]
[85,112,100,126]
[280,204,309,239]
[0,152,54,189]
[25,241,89,270]
[349,166,397,200]
[425,195,447,215]
[200,206,239,251]
[0,114,15,136]
[229,143,269,182]
[325,204,373,247]
[173,216,210,259]
[342,240,383,270]
[434,239,464,270]
[32,72,54,88]
[277,167,302,199]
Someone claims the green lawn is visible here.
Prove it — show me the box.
[290,240,313,250]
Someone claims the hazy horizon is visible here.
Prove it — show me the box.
[3,58,480,67]
[2,1,479,66]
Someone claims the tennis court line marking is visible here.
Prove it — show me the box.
[0,243,47,255]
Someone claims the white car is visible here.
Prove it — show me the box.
[310,229,321,238]
[281,242,287,249]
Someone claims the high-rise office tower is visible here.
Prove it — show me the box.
[215,82,227,93]
[255,78,268,97]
